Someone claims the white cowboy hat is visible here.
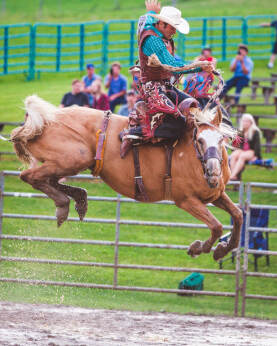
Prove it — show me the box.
[149,6,190,35]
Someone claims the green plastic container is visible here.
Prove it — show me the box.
[178,272,204,291]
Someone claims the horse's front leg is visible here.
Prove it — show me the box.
[212,192,243,261]
[176,198,223,258]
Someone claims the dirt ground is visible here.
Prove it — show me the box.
[0,301,277,345]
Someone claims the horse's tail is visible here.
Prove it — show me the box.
[11,94,57,164]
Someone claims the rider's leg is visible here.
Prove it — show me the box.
[120,101,147,158]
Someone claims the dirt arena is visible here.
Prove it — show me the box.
[0,301,277,345]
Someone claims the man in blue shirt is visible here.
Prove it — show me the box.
[105,62,127,112]
[220,44,254,104]
[118,90,136,116]
[82,63,101,107]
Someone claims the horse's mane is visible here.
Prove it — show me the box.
[193,107,237,140]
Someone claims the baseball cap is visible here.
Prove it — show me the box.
[238,43,248,52]
[127,89,135,96]
[86,63,95,69]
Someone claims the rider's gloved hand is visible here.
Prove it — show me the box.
[145,0,161,13]
[200,61,214,74]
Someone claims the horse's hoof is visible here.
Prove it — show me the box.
[75,189,88,221]
[187,240,203,258]
[56,206,69,227]
[75,199,88,221]
[213,242,228,261]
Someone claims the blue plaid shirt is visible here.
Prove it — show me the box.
[141,11,201,74]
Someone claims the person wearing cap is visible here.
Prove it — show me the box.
[104,62,128,112]
[118,90,136,116]
[120,0,213,157]
[220,43,254,104]
[82,63,101,107]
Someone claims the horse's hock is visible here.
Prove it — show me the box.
[0,171,276,317]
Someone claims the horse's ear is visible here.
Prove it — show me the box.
[212,106,222,127]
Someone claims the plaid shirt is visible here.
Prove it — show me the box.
[141,11,201,75]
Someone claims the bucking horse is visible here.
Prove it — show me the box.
[8,86,243,262]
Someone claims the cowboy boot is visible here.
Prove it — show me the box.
[120,101,148,159]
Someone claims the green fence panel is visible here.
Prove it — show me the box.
[0,15,276,79]
[0,23,31,76]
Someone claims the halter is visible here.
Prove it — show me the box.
[193,122,223,178]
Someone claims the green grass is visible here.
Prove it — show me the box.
[0,0,277,24]
[0,0,277,320]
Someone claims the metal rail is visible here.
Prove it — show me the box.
[0,170,276,317]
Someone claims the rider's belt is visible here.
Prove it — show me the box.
[93,110,111,176]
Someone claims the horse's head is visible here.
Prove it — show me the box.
[193,107,225,188]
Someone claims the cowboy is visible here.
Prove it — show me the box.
[120,0,213,157]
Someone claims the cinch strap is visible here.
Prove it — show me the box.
[93,110,111,176]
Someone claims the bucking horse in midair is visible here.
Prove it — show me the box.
[9,93,242,262]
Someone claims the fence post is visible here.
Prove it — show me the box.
[0,172,4,259]
[79,24,85,71]
[56,25,62,72]
[129,20,135,67]
[234,181,244,316]
[241,182,251,317]
[27,25,36,81]
[3,26,8,74]
[202,18,207,48]
[242,18,248,45]
[222,18,227,61]
[113,193,121,287]
[101,23,108,76]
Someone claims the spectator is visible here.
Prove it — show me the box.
[105,62,127,112]
[260,20,277,68]
[60,79,89,108]
[82,63,101,106]
[118,90,136,116]
[194,46,217,67]
[220,44,254,104]
[90,79,110,111]
[229,113,261,180]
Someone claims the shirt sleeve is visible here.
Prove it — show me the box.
[142,35,201,74]
[121,76,127,91]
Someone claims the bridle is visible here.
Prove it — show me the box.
[193,122,223,179]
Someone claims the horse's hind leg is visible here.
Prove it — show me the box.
[20,164,70,227]
[49,178,88,221]
[176,198,223,258]
[212,192,243,261]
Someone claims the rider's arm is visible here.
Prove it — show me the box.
[142,35,202,74]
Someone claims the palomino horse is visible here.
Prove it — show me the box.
[10,95,242,261]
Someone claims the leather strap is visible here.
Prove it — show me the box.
[93,110,111,176]
[163,141,176,200]
[133,146,149,201]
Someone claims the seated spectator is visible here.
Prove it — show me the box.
[105,62,127,112]
[230,113,261,180]
[220,44,254,104]
[60,79,89,108]
[118,89,136,116]
[82,63,101,106]
[184,47,217,104]
[90,79,110,111]
[194,46,217,67]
